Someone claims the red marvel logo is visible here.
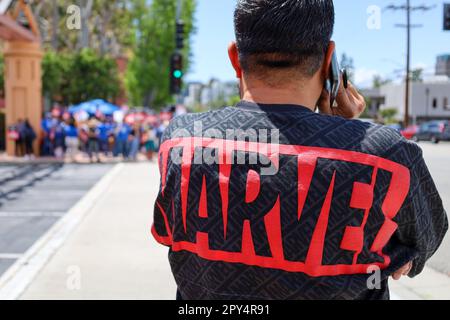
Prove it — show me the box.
[153,137,410,277]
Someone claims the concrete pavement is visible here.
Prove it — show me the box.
[390,266,450,300]
[419,142,450,275]
[0,143,449,300]
[387,142,450,300]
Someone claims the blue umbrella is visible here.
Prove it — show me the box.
[69,99,120,116]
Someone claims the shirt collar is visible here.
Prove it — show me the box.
[235,100,314,114]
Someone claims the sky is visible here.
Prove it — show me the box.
[186,0,450,87]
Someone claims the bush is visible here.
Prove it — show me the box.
[380,108,398,124]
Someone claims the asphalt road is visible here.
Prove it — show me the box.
[0,164,113,277]
[420,142,450,275]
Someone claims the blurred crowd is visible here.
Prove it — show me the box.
[8,109,174,163]
[7,119,37,160]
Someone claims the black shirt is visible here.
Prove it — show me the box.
[152,101,448,300]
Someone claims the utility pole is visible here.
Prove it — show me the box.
[386,1,435,127]
[177,0,182,22]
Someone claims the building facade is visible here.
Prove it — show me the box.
[436,54,450,77]
[379,79,450,123]
[183,79,239,111]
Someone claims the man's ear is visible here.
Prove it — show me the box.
[322,41,336,79]
[228,42,242,79]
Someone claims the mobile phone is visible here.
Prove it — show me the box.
[325,50,341,107]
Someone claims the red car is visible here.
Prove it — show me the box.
[401,125,419,140]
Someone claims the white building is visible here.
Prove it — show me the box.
[183,82,203,108]
[183,79,239,110]
[200,86,212,106]
[436,54,450,77]
[379,78,450,123]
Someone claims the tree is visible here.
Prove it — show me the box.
[68,49,120,104]
[372,75,392,89]
[31,0,134,55]
[340,53,355,83]
[42,51,70,102]
[42,49,121,105]
[380,108,398,124]
[227,95,241,107]
[411,68,424,83]
[125,0,197,108]
[210,93,227,110]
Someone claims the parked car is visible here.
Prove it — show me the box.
[387,123,402,132]
[413,121,450,144]
[401,125,419,140]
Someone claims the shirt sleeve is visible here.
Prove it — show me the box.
[151,125,175,247]
[393,142,448,277]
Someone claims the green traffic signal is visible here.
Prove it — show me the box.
[173,70,183,79]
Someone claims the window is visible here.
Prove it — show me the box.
[432,98,438,109]
[444,97,449,110]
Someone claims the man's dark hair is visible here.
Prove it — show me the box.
[234,0,335,80]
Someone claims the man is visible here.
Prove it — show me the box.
[152,0,448,300]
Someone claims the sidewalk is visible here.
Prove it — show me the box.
[390,267,450,300]
[0,162,176,300]
[0,162,449,300]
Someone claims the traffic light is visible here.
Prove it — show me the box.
[445,4,450,31]
[170,53,183,95]
[176,20,185,49]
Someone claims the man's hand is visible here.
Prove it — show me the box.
[317,78,366,119]
[391,262,413,280]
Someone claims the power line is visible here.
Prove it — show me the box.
[385,1,436,126]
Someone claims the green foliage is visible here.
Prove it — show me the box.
[340,53,355,83]
[32,0,135,55]
[125,0,197,109]
[42,49,120,105]
[411,68,424,83]
[380,108,398,124]
[66,49,120,104]
[372,75,392,88]
[42,51,70,100]
[210,95,227,110]
[227,95,241,107]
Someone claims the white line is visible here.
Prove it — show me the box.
[0,163,124,300]
[0,254,22,260]
[0,212,65,218]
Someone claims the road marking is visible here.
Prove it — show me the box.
[0,212,65,218]
[0,163,124,300]
[0,254,22,260]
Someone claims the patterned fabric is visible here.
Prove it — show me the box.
[152,101,448,300]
